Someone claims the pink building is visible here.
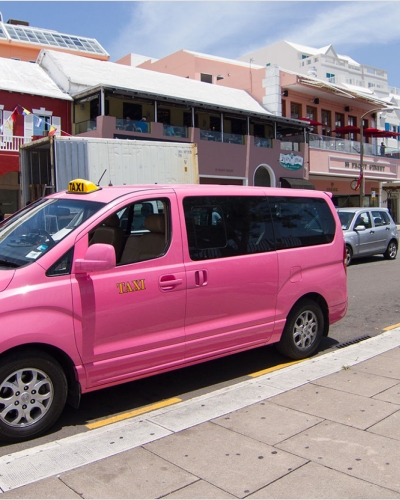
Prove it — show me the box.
[123,49,400,218]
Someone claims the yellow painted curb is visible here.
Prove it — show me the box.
[86,397,182,429]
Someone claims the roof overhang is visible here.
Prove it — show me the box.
[73,85,310,130]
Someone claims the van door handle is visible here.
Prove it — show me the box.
[195,270,208,287]
[159,275,183,291]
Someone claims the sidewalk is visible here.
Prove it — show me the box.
[1,329,400,499]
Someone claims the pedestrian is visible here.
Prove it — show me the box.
[380,142,386,156]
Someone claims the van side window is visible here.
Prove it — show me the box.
[90,198,170,265]
[270,197,335,249]
[183,196,274,260]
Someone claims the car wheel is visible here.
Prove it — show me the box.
[277,299,324,360]
[384,240,398,260]
[0,351,67,443]
[345,245,353,266]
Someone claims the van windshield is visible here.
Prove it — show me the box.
[0,198,105,269]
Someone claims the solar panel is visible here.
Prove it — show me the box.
[0,22,108,56]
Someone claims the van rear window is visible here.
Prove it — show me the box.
[270,197,335,249]
[183,195,335,260]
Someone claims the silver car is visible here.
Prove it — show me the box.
[337,207,398,266]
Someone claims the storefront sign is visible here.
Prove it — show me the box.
[279,153,304,170]
[344,161,386,172]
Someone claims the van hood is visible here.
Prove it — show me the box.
[0,271,15,292]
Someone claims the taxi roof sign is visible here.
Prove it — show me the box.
[67,179,100,194]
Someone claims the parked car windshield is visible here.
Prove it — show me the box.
[337,211,355,230]
[0,198,105,269]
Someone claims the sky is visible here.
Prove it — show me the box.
[1,1,400,86]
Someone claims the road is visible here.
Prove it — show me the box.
[1,255,399,455]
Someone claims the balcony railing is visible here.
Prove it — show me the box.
[309,133,400,158]
[254,137,272,148]
[75,120,97,134]
[117,118,150,133]
[0,135,27,151]
[200,129,244,144]
[163,124,187,138]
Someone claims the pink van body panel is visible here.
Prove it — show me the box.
[0,184,348,395]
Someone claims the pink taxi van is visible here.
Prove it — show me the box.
[0,180,347,441]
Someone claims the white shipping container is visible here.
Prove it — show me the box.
[20,137,199,205]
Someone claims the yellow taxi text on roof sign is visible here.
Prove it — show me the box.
[68,179,100,194]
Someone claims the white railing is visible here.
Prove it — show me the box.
[309,133,400,158]
[0,135,28,151]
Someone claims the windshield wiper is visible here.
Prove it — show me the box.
[0,260,19,268]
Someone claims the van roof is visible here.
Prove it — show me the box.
[50,183,331,205]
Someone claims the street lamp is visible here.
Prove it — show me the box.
[359,107,394,206]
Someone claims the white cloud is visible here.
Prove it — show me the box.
[108,1,400,75]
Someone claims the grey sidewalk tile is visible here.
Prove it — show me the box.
[269,383,399,430]
[59,447,197,499]
[162,479,235,499]
[247,461,400,499]
[276,420,400,493]
[352,350,400,379]
[147,381,282,432]
[212,401,322,446]
[144,421,306,499]
[0,476,81,499]
[367,409,400,441]
[313,368,399,397]
[373,381,400,404]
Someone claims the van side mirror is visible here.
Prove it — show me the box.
[74,243,116,274]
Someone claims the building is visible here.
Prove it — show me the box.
[20,49,310,195]
[0,57,72,214]
[127,46,400,219]
[0,16,109,62]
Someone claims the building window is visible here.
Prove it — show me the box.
[290,103,302,120]
[200,73,213,84]
[306,106,317,121]
[321,109,331,136]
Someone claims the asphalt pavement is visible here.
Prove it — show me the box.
[0,327,400,499]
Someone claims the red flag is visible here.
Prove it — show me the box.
[355,169,363,190]
[48,125,57,136]
[10,108,18,123]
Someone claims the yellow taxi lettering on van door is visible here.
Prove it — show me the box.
[116,280,146,294]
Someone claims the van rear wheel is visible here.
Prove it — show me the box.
[277,299,324,360]
[0,351,67,443]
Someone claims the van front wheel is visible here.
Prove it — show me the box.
[277,300,324,360]
[0,351,67,443]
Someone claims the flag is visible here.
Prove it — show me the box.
[17,105,31,116]
[35,116,43,127]
[48,125,57,136]
[355,169,363,191]
[10,108,18,123]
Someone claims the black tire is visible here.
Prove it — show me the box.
[345,245,353,266]
[0,351,67,443]
[277,299,324,360]
[384,240,397,260]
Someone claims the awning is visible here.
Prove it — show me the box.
[332,125,360,134]
[280,177,315,190]
[298,118,324,126]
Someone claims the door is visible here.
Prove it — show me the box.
[180,194,278,361]
[371,210,393,252]
[72,193,187,389]
[352,211,377,256]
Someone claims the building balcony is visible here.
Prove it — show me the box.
[0,135,28,152]
[309,133,400,158]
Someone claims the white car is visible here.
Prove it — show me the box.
[337,207,398,265]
